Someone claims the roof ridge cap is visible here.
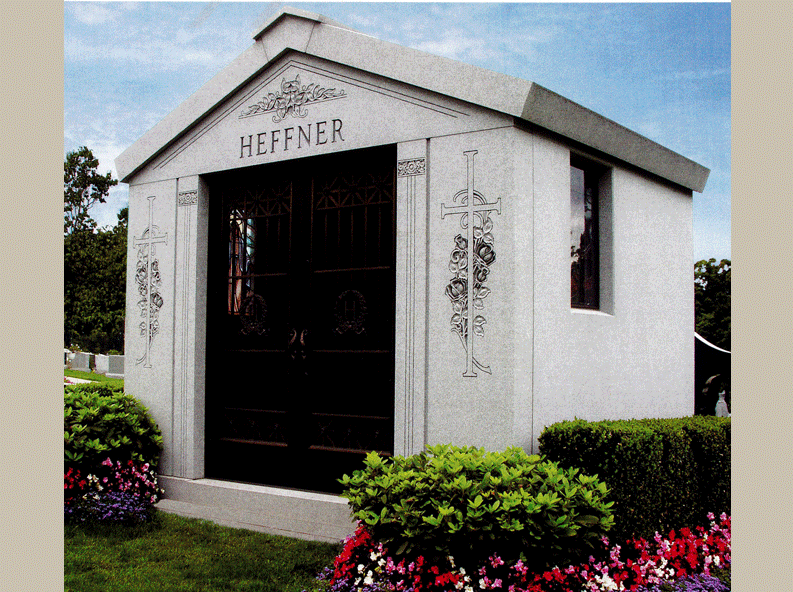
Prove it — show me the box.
[252,6,358,40]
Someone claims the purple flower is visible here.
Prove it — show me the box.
[65,491,154,525]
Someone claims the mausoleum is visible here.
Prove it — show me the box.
[116,7,709,541]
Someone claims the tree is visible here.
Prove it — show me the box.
[64,146,118,235]
[694,258,731,351]
[64,146,126,353]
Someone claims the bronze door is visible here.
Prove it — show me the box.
[205,145,396,492]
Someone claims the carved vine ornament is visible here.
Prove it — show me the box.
[239,75,346,123]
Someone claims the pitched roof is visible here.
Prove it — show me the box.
[115,7,709,192]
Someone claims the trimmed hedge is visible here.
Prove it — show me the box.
[538,417,730,542]
[64,383,163,469]
[340,444,614,572]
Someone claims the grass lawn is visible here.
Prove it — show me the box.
[65,511,340,592]
[65,369,124,390]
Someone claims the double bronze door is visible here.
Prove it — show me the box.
[205,145,396,492]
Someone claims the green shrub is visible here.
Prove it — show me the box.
[538,417,730,542]
[64,384,163,469]
[339,444,614,571]
[683,416,730,517]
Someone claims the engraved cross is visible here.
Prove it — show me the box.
[133,196,168,368]
[441,150,501,377]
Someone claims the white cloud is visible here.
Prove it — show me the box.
[666,68,730,82]
[345,12,379,29]
[70,2,117,26]
[65,32,234,72]
[410,28,505,64]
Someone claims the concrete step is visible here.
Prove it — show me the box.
[156,476,355,544]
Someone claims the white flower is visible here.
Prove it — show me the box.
[479,578,486,589]
[594,574,618,591]
[364,574,374,586]
[459,567,466,576]
[370,551,378,561]
[357,564,365,573]
[714,556,720,566]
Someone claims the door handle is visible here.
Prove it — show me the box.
[288,327,309,365]
[299,328,308,349]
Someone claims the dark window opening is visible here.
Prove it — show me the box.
[570,156,602,309]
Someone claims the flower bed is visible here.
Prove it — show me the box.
[64,384,164,526]
[65,490,155,525]
[308,513,730,592]
[65,457,163,524]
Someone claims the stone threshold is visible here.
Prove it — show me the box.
[156,475,356,543]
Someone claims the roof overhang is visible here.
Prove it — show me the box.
[116,7,710,192]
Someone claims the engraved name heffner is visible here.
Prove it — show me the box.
[240,119,344,158]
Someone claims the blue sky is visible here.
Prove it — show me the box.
[64,1,731,262]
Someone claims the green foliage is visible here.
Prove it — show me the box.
[64,384,162,469]
[695,258,731,351]
[339,444,614,571]
[64,206,127,353]
[685,416,731,518]
[64,146,118,235]
[538,417,730,542]
[63,147,126,353]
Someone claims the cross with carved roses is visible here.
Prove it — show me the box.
[441,150,501,377]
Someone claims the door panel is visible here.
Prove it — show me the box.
[205,145,396,492]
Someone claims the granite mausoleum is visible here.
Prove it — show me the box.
[116,8,709,541]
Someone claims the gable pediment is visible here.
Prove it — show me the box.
[132,54,509,184]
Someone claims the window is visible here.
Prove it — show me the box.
[570,155,605,309]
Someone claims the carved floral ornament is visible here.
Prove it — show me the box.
[239,74,346,123]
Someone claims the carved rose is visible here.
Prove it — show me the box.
[445,278,467,301]
[136,266,147,294]
[476,241,496,265]
[473,265,490,284]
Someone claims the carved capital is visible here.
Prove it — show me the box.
[178,190,197,206]
[397,158,426,177]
